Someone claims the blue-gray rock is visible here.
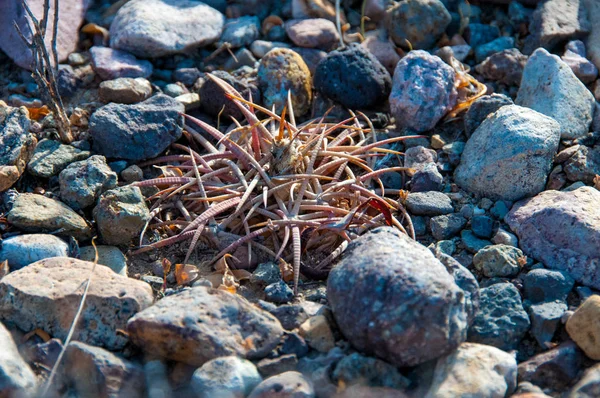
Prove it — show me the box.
[220,16,260,48]
[0,105,35,192]
[163,83,186,98]
[269,305,309,331]
[332,352,410,390]
[389,51,457,132]
[223,47,257,70]
[79,245,128,276]
[468,283,530,351]
[436,252,480,323]
[529,301,567,347]
[265,280,294,304]
[465,23,500,47]
[490,201,510,220]
[227,0,274,20]
[509,1,532,28]
[411,163,444,192]
[567,362,600,398]
[405,191,453,216]
[327,227,470,367]
[279,332,309,358]
[200,71,260,120]
[564,145,600,184]
[7,193,92,240]
[475,48,528,86]
[516,48,595,140]
[455,105,561,201]
[191,356,262,398]
[0,322,37,397]
[385,0,451,50]
[93,186,150,246]
[430,214,467,240]
[90,94,184,161]
[523,269,575,304]
[27,138,90,178]
[475,36,515,63]
[412,216,427,236]
[173,67,202,86]
[248,371,314,398]
[473,244,524,278]
[518,341,583,392]
[109,0,225,58]
[562,40,599,84]
[90,46,153,81]
[313,43,391,109]
[99,77,153,104]
[251,262,282,286]
[0,234,69,271]
[471,215,494,238]
[59,155,117,210]
[461,230,491,254]
[523,0,591,55]
[404,145,437,169]
[293,48,327,76]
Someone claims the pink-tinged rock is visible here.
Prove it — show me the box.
[0,0,90,70]
[90,46,153,81]
[505,187,600,289]
[586,0,600,70]
[285,19,340,51]
[362,33,402,75]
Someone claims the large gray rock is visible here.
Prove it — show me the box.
[93,186,150,246]
[454,105,561,201]
[127,286,284,366]
[0,257,153,350]
[191,356,262,398]
[7,193,92,240]
[0,0,90,70]
[59,155,118,210]
[327,227,471,367]
[385,0,451,50]
[389,51,457,132]
[0,234,69,271]
[516,48,595,139]
[109,0,225,58]
[0,105,35,192]
[90,94,184,161]
[0,322,37,397]
[505,187,600,289]
[27,138,90,178]
[425,343,517,398]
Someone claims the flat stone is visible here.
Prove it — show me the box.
[109,0,225,58]
[505,187,600,289]
[127,286,284,366]
[567,295,600,360]
[285,18,340,51]
[90,46,153,81]
[516,48,595,140]
[191,356,262,398]
[327,227,470,367]
[248,371,315,398]
[0,257,153,350]
[61,341,145,397]
[0,105,35,192]
[0,234,69,271]
[90,94,184,161]
[529,301,567,347]
[59,155,117,210]
[455,105,561,201]
[523,269,574,304]
[385,0,451,50]
[7,193,92,240]
[473,244,524,278]
[79,245,127,276]
[389,51,457,132]
[27,138,90,178]
[430,214,467,240]
[99,77,152,104]
[518,341,583,392]
[405,191,453,216]
[426,342,517,398]
[0,322,37,397]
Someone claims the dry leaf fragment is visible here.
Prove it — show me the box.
[174,263,199,285]
[279,259,294,282]
[0,260,8,280]
[26,105,50,121]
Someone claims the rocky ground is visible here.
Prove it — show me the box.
[1,0,600,397]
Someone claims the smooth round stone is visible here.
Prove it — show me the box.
[0,234,69,271]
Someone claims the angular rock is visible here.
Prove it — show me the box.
[269,304,309,331]
[562,40,598,84]
[473,244,524,278]
[191,356,262,398]
[523,269,574,304]
[62,341,145,398]
[475,37,515,64]
[93,185,150,246]
[27,138,90,178]
[127,286,284,366]
[529,301,567,347]
[0,322,37,397]
[109,0,225,58]
[0,105,35,192]
[461,230,491,254]
[468,283,530,351]
[405,191,453,216]
[435,253,480,323]
[455,105,561,201]
[471,215,494,239]
[411,163,443,192]
[568,362,600,398]
[220,16,260,48]
[200,71,260,120]
[257,48,312,116]
[426,343,517,398]
[0,234,69,271]
[0,257,153,350]
[389,51,457,132]
[90,46,153,81]
[333,352,409,390]
[586,0,600,71]
[298,315,335,353]
[463,94,513,137]
[516,48,595,139]
[7,193,92,240]
[90,94,184,161]
[523,0,591,55]
[505,187,600,289]
[59,155,118,210]
[475,48,528,86]
[327,227,470,367]
[248,371,314,398]
[564,145,600,184]
[99,77,152,104]
[385,0,451,50]
[265,280,294,304]
[257,355,298,378]
[0,0,90,70]
[465,23,500,48]
[285,18,340,51]
[430,214,467,240]
[404,146,437,169]
[79,245,127,276]
[518,341,583,392]
[567,295,600,359]
[313,43,391,110]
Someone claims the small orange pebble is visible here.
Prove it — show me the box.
[26,105,50,121]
